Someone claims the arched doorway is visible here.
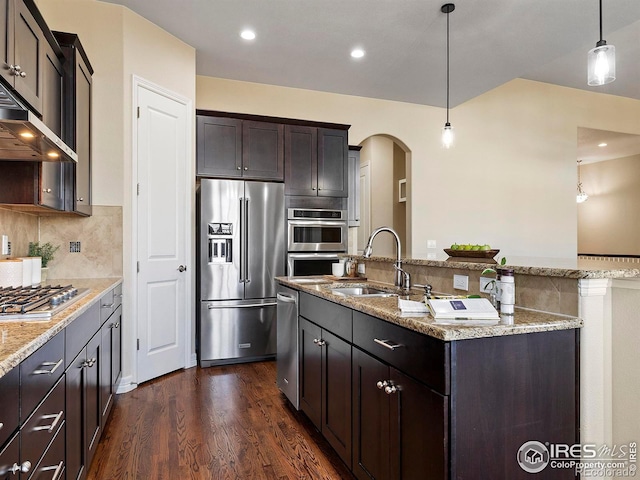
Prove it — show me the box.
[355,134,412,257]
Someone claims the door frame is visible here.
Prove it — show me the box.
[129,75,194,388]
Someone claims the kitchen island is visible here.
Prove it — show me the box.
[277,275,582,479]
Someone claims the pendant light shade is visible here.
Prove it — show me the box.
[587,0,615,86]
[441,3,455,149]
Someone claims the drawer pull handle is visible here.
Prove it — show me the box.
[33,411,64,433]
[33,358,64,375]
[41,460,64,480]
[376,380,388,390]
[102,302,115,309]
[374,338,403,351]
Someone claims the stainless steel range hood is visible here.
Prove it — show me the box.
[0,82,77,163]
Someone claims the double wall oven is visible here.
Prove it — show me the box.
[287,208,347,276]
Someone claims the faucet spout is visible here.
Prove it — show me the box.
[363,226,405,288]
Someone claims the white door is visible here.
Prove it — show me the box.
[136,83,189,384]
[358,163,371,253]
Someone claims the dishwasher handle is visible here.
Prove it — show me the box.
[277,293,297,304]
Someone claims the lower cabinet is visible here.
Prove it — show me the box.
[299,317,352,468]
[352,349,448,480]
[100,305,122,425]
[0,432,21,479]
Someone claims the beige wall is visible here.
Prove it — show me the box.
[579,154,640,255]
[197,76,640,260]
[392,142,407,251]
[0,209,38,258]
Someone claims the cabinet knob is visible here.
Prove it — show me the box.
[376,380,388,390]
[244,167,248,171]
[43,188,52,193]
[312,187,316,190]
[237,166,241,170]
[385,385,398,395]
[77,197,84,202]
[11,461,31,474]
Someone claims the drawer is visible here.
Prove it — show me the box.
[0,366,19,447]
[300,292,352,341]
[27,421,65,480]
[65,301,100,368]
[99,286,120,324]
[21,376,65,471]
[353,312,450,394]
[20,330,65,421]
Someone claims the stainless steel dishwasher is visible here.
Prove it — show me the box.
[276,285,299,409]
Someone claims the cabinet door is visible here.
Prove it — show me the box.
[0,432,20,480]
[242,120,284,180]
[99,319,114,426]
[111,305,122,390]
[284,125,317,196]
[84,332,101,470]
[196,115,242,177]
[299,317,322,429]
[13,0,43,114]
[389,368,448,480]
[0,0,14,87]
[0,366,19,448]
[73,49,92,216]
[317,128,348,197]
[66,349,86,480]
[321,330,352,468]
[352,348,391,480]
[347,148,360,226]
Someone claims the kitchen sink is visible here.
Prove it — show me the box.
[330,286,397,297]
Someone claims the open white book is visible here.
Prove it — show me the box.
[427,297,500,324]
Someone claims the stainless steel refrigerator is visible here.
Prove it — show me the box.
[197,179,285,367]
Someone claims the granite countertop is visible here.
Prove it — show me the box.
[356,255,640,279]
[0,277,123,377]
[277,276,583,341]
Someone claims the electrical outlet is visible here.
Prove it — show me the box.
[427,239,437,249]
[453,274,469,291]
[427,252,436,260]
[480,276,495,293]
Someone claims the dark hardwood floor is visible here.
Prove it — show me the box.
[88,361,355,479]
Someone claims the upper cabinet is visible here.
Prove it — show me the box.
[197,114,284,181]
[284,125,348,197]
[54,31,94,216]
[0,0,46,114]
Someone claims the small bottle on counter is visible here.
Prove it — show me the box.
[357,262,366,278]
[498,268,515,315]
[345,257,356,277]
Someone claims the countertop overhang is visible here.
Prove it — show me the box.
[0,277,123,377]
[277,276,583,341]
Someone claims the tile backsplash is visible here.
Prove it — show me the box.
[39,206,123,279]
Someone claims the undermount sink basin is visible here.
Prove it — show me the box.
[288,277,331,284]
[330,287,397,297]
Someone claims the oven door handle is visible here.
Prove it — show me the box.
[287,253,341,259]
[288,220,347,227]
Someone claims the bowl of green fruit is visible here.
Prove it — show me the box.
[444,244,500,259]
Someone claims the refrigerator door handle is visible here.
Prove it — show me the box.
[207,302,277,309]
[244,197,250,283]
[239,197,246,283]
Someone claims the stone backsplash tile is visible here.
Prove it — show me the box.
[0,208,38,257]
[39,206,123,279]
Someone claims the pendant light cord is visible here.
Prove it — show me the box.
[599,0,603,42]
[446,8,450,123]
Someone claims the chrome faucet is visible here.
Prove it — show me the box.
[363,226,410,291]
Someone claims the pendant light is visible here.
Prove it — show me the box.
[587,0,615,86]
[576,160,589,203]
[441,3,455,148]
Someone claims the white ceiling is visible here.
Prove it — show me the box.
[578,127,640,164]
[102,0,640,108]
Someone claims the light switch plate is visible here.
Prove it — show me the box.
[427,239,437,249]
[453,274,469,291]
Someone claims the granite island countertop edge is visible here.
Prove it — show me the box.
[276,277,583,342]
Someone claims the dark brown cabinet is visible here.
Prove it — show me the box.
[54,31,93,216]
[299,317,352,468]
[284,126,348,197]
[197,115,284,180]
[352,348,447,480]
[100,304,122,426]
[0,0,45,114]
[0,432,20,479]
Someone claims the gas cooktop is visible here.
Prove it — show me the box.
[0,285,90,321]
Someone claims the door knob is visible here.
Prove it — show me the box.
[178,265,187,272]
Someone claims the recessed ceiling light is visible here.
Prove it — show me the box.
[240,29,256,41]
[598,142,607,147]
[351,48,365,59]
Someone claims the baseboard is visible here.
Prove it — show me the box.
[115,374,137,394]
